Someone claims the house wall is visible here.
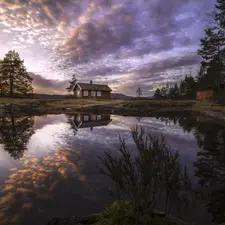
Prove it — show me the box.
[74,86,82,98]
[196,90,214,100]
[80,90,111,99]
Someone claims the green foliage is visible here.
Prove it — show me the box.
[97,201,135,225]
[150,216,164,225]
[0,50,33,97]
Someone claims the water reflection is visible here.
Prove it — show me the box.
[155,112,225,224]
[68,113,112,135]
[0,112,224,224]
[0,116,34,159]
[0,146,88,225]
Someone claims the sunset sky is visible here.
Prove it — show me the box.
[0,0,216,96]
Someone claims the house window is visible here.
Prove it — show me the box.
[97,91,101,96]
[84,115,89,121]
[83,90,88,96]
[91,91,96,96]
[97,115,102,120]
[91,115,96,121]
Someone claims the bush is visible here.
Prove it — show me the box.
[97,201,134,225]
[97,201,165,225]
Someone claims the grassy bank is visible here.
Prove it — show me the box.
[1,97,225,121]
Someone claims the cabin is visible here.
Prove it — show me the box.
[73,80,112,99]
[196,83,225,100]
[196,88,214,100]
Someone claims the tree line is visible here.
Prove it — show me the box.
[154,0,225,100]
[0,50,33,97]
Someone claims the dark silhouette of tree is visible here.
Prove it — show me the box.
[153,75,197,100]
[67,116,78,136]
[197,0,225,90]
[153,88,162,99]
[136,87,143,98]
[0,50,33,96]
[66,74,77,94]
[0,116,35,159]
[155,113,225,223]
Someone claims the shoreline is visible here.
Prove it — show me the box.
[0,99,225,122]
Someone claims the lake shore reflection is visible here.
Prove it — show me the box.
[0,112,224,225]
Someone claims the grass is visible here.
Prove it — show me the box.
[1,97,225,118]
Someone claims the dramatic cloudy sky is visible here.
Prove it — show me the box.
[0,0,216,96]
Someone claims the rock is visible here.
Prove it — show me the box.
[46,217,81,225]
[79,213,101,224]
[46,213,101,225]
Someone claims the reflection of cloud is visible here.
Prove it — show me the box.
[0,147,87,225]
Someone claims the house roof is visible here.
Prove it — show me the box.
[75,83,112,92]
[78,119,112,128]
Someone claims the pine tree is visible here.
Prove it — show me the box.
[215,0,225,29]
[66,74,77,93]
[197,0,225,89]
[0,50,33,96]
[154,88,162,99]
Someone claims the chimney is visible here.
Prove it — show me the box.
[90,80,93,84]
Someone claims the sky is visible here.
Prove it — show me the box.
[0,0,216,96]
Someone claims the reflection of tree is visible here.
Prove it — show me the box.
[136,117,141,122]
[156,112,225,224]
[0,116,35,159]
[67,116,78,136]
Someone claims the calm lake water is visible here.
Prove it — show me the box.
[0,112,225,225]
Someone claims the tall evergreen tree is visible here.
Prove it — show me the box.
[197,0,225,89]
[66,74,77,93]
[154,88,162,99]
[0,50,33,96]
[215,0,225,29]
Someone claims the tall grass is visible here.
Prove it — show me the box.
[98,126,195,225]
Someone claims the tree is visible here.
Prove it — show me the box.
[154,88,162,99]
[66,74,77,94]
[136,87,143,98]
[0,50,33,96]
[197,0,225,89]
[215,0,225,29]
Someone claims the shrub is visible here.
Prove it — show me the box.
[97,200,134,225]
[98,201,165,225]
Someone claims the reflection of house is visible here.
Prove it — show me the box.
[73,80,112,99]
[71,114,112,130]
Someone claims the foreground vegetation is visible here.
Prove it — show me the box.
[97,127,195,225]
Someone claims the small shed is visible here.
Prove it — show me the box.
[73,80,112,99]
[196,88,214,100]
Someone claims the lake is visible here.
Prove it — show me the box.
[0,111,224,225]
